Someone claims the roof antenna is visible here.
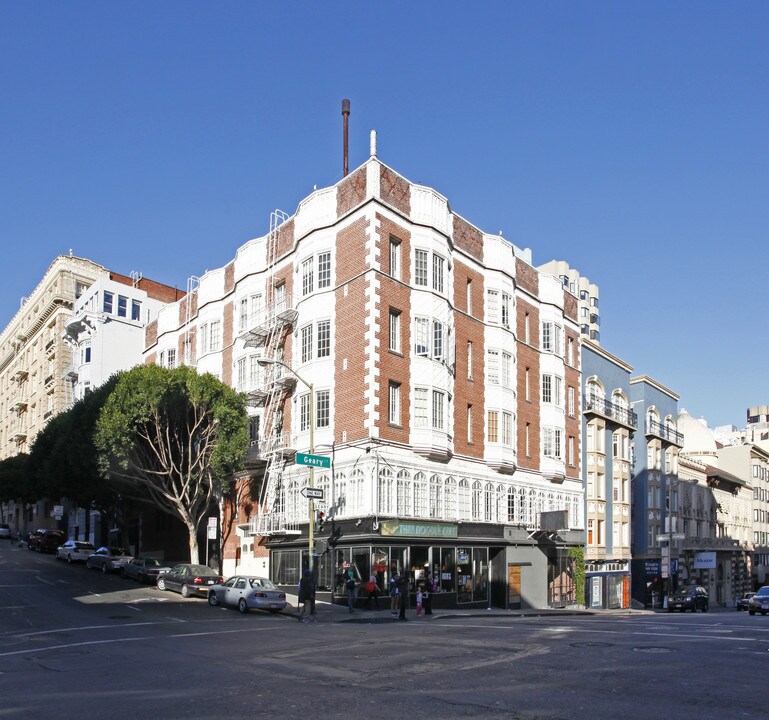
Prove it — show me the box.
[342,99,350,177]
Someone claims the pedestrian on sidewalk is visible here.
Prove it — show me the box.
[298,569,316,623]
[389,571,400,616]
[365,573,380,611]
[422,570,434,615]
[345,569,358,613]
[396,569,410,621]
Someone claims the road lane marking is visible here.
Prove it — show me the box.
[5,619,186,639]
[0,625,283,658]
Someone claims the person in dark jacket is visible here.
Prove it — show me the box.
[298,569,316,623]
[422,570,434,615]
[396,570,410,621]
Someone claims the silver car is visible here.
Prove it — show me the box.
[207,575,287,614]
[748,586,769,615]
[85,547,133,574]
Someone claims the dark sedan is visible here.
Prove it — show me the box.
[667,585,709,613]
[736,592,755,611]
[156,564,222,598]
[122,557,171,584]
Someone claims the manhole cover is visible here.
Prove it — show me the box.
[570,642,613,648]
[633,646,677,653]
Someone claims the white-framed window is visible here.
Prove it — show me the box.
[487,289,500,325]
[542,374,552,404]
[568,386,575,416]
[317,320,330,358]
[103,291,114,314]
[414,317,429,356]
[467,341,473,379]
[388,382,401,425]
[316,390,330,428]
[502,352,512,388]
[432,320,444,360]
[389,310,401,353]
[569,436,575,466]
[543,427,563,459]
[198,323,208,355]
[487,349,500,385]
[525,423,530,456]
[502,412,512,446]
[250,294,263,324]
[487,410,499,443]
[318,251,331,289]
[467,405,473,443]
[525,368,530,401]
[239,297,249,332]
[414,388,429,427]
[415,249,428,287]
[466,279,473,315]
[209,320,221,351]
[542,322,562,354]
[389,237,401,279]
[432,390,445,430]
[249,355,259,386]
[117,295,128,318]
[300,393,311,432]
[524,312,530,344]
[166,348,176,369]
[501,293,511,329]
[301,257,314,296]
[131,300,141,322]
[301,325,313,363]
[237,358,247,390]
[432,254,445,293]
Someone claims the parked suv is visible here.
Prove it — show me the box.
[748,586,769,616]
[667,585,709,613]
[28,529,65,554]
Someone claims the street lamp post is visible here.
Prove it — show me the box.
[257,358,316,572]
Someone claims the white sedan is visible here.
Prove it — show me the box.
[56,540,96,564]
[207,576,287,614]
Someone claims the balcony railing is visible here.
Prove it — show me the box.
[584,394,638,429]
[646,418,684,446]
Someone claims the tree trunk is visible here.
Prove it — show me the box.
[187,521,199,565]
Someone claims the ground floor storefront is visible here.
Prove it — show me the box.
[267,518,582,611]
[585,561,630,609]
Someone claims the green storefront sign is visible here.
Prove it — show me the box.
[379,520,458,539]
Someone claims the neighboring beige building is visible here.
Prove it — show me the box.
[0,254,110,461]
[537,260,600,344]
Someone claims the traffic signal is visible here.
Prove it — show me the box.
[317,510,325,532]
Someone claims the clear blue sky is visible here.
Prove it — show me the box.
[2,2,767,429]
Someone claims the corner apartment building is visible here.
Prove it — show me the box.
[537,260,600,345]
[628,376,684,607]
[146,150,584,610]
[581,339,636,609]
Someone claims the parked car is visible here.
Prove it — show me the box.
[55,540,96,563]
[156,564,223,598]
[736,592,756,611]
[748,586,769,615]
[29,529,66,554]
[207,576,287,614]
[122,557,171,584]
[85,547,133,574]
[667,585,709,613]
[0,523,11,540]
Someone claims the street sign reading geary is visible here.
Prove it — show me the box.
[295,452,331,469]
[301,487,324,500]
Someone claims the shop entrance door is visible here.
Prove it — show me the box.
[507,564,522,609]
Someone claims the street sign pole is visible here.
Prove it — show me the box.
[308,385,315,574]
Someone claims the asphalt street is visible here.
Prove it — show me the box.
[1,542,766,720]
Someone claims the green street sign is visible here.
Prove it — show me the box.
[296,452,330,469]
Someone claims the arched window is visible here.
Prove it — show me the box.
[571,495,579,528]
[527,489,537,526]
[334,471,347,517]
[586,377,604,402]
[518,487,526,524]
[348,468,364,516]
[484,483,494,522]
[284,479,297,521]
[508,487,517,522]
[414,472,427,517]
[458,479,471,520]
[471,481,482,520]
[429,474,443,518]
[444,477,457,519]
[379,467,394,515]
[396,469,412,516]
[495,484,506,523]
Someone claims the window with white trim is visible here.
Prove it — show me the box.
[317,320,330,358]
[414,388,429,427]
[467,405,473,443]
[415,249,428,287]
[389,237,400,279]
[318,252,331,289]
[432,254,445,293]
[502,412,513,447]
[198,323,208,355]
[239,297,249,332]
[237,358,247,390]
[300,393,311,432]
[501,293,511,329]
[568,386,575,416]
[486,290,500,325]
[467,341,473,379]
[301,257,314,296]
[487,349,500,385]
[388,382,401,425]
[432,390,445,430]
[166,348,176,369]
[301,325,313,363]
[389,310,401,353]
[542,427,563,459]
[414,317,429,356]
[209,320,221,351]
[501,352,512,388]
[316,390,330,428]
[488,410,499,443]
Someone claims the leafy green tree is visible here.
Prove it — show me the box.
[95,365,249,564]
[0,453,31,504]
